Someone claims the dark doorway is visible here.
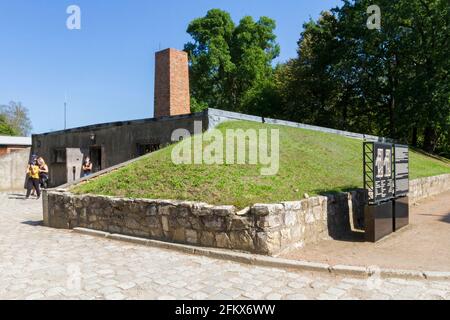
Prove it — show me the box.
[137,143,161,156]
[89,146,102,172]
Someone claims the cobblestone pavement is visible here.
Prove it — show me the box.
[0,192,449,300]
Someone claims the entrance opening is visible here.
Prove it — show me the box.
[89,146,102,172]
[137,143,161,156]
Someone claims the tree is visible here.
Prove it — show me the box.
[184,9,280,114]
[280,0,449,154]
[0,101,32,136]
[0,114,18,136]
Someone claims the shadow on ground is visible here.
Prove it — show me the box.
[8,193,27,200]
[21,220,44,227]
[313,187,367,243]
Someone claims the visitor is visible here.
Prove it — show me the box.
[26,159,41,199]
[25,154,39,197]
[82,157,93,177]
[37,157,49,189]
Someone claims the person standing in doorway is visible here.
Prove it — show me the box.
[82,157,93,177]
[37,157,49,189]
[26,159,41,199]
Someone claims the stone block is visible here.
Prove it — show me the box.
[145,216,161,229]
[280,228,292,247]
[215,233,232,249]
[284,210,297,226]
[108,225,122,234]
[188,216,203,230]
[149,228,163,239]
[255,231,281,255]
[230,216,254,231]
[251,203,284,216]
[305,209,315,224]
[290,225,304,241]
[282,201,303,211]
[256,214,283,229]
[313,205,322,220]
[211,206,236,217]
[172,228,186,242]
[201,216,226,232]
[124,218,141,231]
[185,229,198,244]
[145,205,158,216]
[229,231,255,252]
[161,216,169,232]
[158,204,175,216]
[200,231,215,247]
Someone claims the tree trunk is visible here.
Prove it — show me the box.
[388,95,395,138]
[412,127,418,147]
[423,126,437,153]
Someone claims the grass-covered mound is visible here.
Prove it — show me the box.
[72,121,450,208]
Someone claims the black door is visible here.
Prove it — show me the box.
[89,147,102,172]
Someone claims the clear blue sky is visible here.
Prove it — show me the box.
[0,0,341,134]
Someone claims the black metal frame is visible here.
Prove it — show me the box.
[363,142,375,204]
[363,142,410,242]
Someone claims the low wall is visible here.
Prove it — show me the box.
[206,108,390,142]
[0,148,30,191]
[44,189,366,255]
[43,174,449,256]
[409,174,450,203]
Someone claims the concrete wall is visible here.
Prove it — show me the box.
[32,112,207,187]
[0,148,30,191]
[206,108,391,142]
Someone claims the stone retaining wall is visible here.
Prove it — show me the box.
[44,190,367,256]
[409,174,450,203]
[43,174,449,256]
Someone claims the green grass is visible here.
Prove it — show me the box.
[72,121,450,208]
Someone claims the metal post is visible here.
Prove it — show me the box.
[64,101,67,130]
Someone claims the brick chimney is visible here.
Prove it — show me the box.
[154,48,191,118]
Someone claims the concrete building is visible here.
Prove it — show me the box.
[32,48,198,187]
[0,136,32,156]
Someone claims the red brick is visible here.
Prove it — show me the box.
[154,48,191,118]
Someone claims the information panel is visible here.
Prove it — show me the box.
[373,143,394,202]
[364,142,394,204]
[394,145,409,196]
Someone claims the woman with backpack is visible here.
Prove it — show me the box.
[37,157,49,189]
[26,159,41,199]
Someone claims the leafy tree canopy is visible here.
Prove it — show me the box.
[184,9,280,114]
[0,114,18,136]
[278,0,449,155]
[0,101,32,136]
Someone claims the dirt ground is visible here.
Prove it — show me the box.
[282,191,450,272]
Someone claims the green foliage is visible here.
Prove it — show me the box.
[184,9,280,114]
[72,121,449,208]
[0,114,18,136]
[278,0,449,155]
[0,101,32,136]
[190,97,209,113]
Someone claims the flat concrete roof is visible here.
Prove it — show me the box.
[0,135,32,146]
